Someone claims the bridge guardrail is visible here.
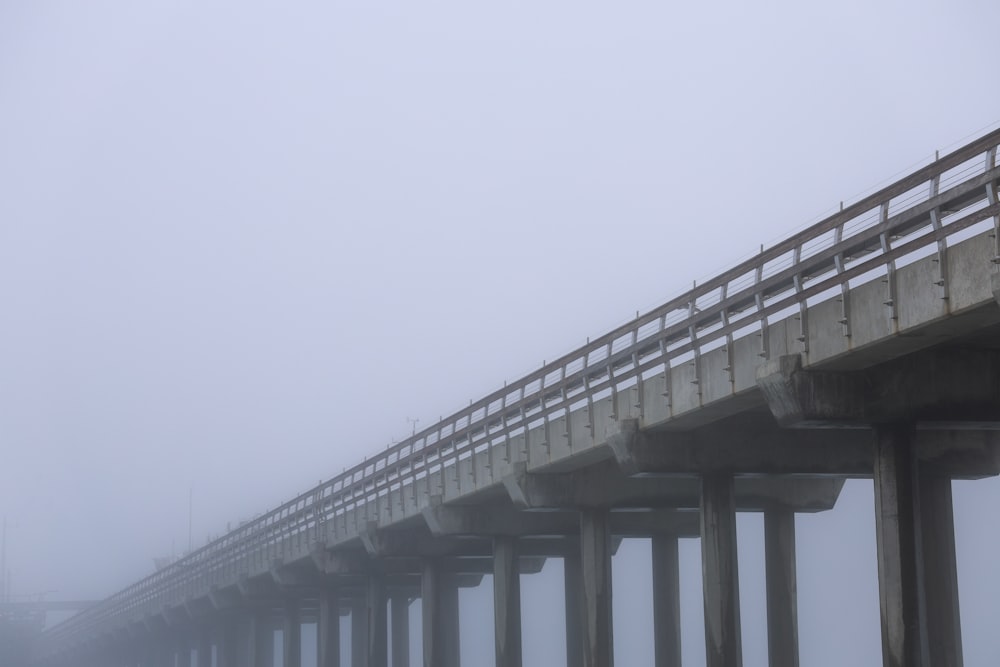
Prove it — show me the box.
[40,129,1000,651]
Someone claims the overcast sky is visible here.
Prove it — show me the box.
[2,1,1000,665]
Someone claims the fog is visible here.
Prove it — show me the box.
[2,1,1000,665]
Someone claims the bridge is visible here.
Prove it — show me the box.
[31,129,1000,667]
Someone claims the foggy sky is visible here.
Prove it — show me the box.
[2,1,1000,665]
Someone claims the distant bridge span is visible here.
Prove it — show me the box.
[34,129,1000,667]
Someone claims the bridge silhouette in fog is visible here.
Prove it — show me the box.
[31,129,1000,667]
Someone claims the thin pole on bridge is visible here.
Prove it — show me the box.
[1,516,6,603]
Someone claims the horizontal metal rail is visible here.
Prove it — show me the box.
[40,129,1000,651]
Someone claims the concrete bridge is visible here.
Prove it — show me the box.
[33,129,1000,667]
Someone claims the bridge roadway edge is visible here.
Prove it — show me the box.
[31,134,1000,667]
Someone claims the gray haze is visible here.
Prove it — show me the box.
[2,1,1000,665]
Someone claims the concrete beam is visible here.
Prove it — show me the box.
[758,350,1000,428]
[208,585,241,611]
[423,501,700,538]
[505,461,843,512]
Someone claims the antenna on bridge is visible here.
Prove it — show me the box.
[1,516,6,603]
[406,417,419,436]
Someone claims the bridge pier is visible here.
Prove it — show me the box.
[563,550,583,667]
[651,534,681,667]
[701,473,742,667]
[421,559,461,667]
[493,536,522,667]
[873,425,964,667]
[319,588,341,667]
[764,507,798,667]
[351,597,367,667]
[580,509,613,667]
[390,594,411,667]
[366,573,389,667]
[283,598,301,667]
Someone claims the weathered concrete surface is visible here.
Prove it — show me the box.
[283,598,301,667]
[390,595,411,667]
[367,573,388,667]
[564,551,583,667]
[652,534,681,667]
[318,588,340,667]
[493,536,522,667]
[580,510,613,667]
[873,425,929,667]
[757,349,1000,427]
[920,471,963,667]
[764,508,798,667]
[505,461,844,512]
[422,560,461,667]
[701,474,742,667]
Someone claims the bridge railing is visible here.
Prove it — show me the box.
[41,130,1000,649]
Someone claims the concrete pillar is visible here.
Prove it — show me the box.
[421,560,461,667]
[319,588,341,667]
[873,425,929,667]
[351,597,368,667]
[651,534,681,667]
[919,470,963,667]
[441,576,461,667]
[701,473,742,667]
[390,595,410,667]
[580,509,613,667]
[195,631,212,667]
[493,536,522,667]
[368,574,389,667]
[248,609,275,667]
[283,599,302,667]
[764,508,799,667]
[175,640,193,667]
[218,617,241,667]
[563,550,583,667]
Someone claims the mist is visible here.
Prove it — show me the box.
[3,1,1000,665]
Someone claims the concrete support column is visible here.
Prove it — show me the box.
[580,509,613,667]
[441,576,461,667]
[421,560,461,667]
[175,640,193,667]
[319,587,341,667]
[919,470,963,667]
[701,473,742,667]
[249,609,275,667]
[493,536,522,667]
[195,631,212,667]
[651,534,681,667]
[563,550,583,667]
[283,599,302,667]
[368,574,389,667]
[218,617,242,667]
[390,595,410,667]
[873,424,929,667]
[351,598,368,667]
[764,508,799,667]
